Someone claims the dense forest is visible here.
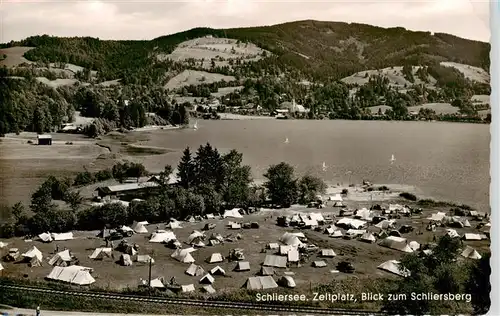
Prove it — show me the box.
[0,20,492,135]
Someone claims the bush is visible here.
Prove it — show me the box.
[94,169,113,182]
[73,171,95,186]
[0,223,15,238]
[400,192,417,201]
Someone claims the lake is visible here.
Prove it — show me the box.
[0,120,490,217]
[141,120,490,212]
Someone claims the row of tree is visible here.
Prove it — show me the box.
[0,143,326,237]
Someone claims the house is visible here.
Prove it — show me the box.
[95,182,159,198]
[37,134,52,145]
[280,99,307,113]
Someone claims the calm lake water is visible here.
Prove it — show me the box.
[141,120,490,212]
[0,120,490,218]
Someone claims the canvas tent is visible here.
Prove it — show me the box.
[355,208,374,221]
[234,261,251,271]
[120,254,133,266]
[149,231,177,243]
[267,243,279,250]
[39,233,53,243]
[461,246,482,260]
[48,250,72,266]
[379,236,413,253]
[201,285,216,294]
[320,249,336,257]
[46,265,95,285]
[375,220,396,230]
[199,274,215,284]
[0,263,3,271]
[89,247,112,260]
[188,231,205,244]
[136,255,154,264]
[167,219,182,229]
[223,208,243,218]
[22,246,43,262]
[463,233,482,241]
[309,212,325,223]
[263,255,287,268]
[96,228,114,239]
[408,241,420,251]
[244,276,278,290]
[0,241,7,248]
[360,232,376,243]
[207,253,224,263]
[446,229,460,238]
[336,218,366,229]
[279,233,303,246]
[377,260,410,277]
[185,264,205,276]
[140,277,165,288]
[278,276,296,288]
[313,260,327,268]
[181,284,195,293]
[51,232,73,241]
[132,222,148,234]
[324,225,337,235]
[330,230,343,238]
[259,266,274,276]
[329,194,343,202]
[279,245,296,255]
[210,266,226,276]
[172,248,196,263]
[427,212,447,222]
[287,249,300,263]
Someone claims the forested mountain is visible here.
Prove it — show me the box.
[0,20,491,136]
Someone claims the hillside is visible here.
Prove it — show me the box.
[0,20,490,83]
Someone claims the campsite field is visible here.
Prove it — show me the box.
[0,195,490,295]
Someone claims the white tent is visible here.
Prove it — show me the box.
[279,233,303,246]
[446,229,460,238]
[48,250,72,266]
[210,266,226,276]
[181,284,195,293]
[234,261,251,271]
[379,236,413,253]
[22,246,43,261]
[355,208,374,221]
[132,222,148,234]
[0,241,7,248]
[206,214,215,219]
[136,255,155,264]
[46,265,95,285]
[378,260,410,277]
[329,194,343,202]
[244,276,278,290]
[137,221,149,225]
[463,233,482,241]
[320,249,336,257]
[120,225,134,234]
[263,255,287,268]
[186,264,205,276]
[278,275,296,288]
[167,220,182,229]
[408,241,420,251]
[120,254,133,266]
[51,232,73,241]
[207,253,224,263]
[427,212,447,222]
[461,246,482,260]
[201,285,216,294]
[267,243,279,250]
[336,218,366,229]
[287,249,300,263]
[223,208,243,218]
[39,233,53,242]
[0,263,3,271]
[309,213,325,222]
[360,232,376,243]
[346,229,366,237]
[149,231,177,243]
[313,260,327,267]
[89,248,112,260]
[463,219,471,227]
[140,277,164,288]
[279,245,297,255]
[330,230,343,238]
[172,248,196,263]
[188,231,205,244]
[375,220,396,230]
[200,274,215,284]
[324,225,337,235]
[302,219,318,227]
[228,222,241,229]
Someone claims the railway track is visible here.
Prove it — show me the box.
[1,284,385,315]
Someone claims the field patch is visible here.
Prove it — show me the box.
[407,103,459,115]
[439,62,489,84]
[211,86,243,98]
[164,70,236,90]
[368,105,392,114]
[35,77,84,88]
[0,46,34,67]
[157,36,269,69]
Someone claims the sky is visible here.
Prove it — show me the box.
[0,0,491,43]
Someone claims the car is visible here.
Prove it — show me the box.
[337,261,355,273]
[106,231,126,241]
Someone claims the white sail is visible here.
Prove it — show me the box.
[390,154,395,164]
[284,138,289,144]
[193,121,198,130]
[322,162,327,171]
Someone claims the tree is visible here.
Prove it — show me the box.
[63,191,83,210]
[193,143,223,189]
[297,174,327,204]
[263,162,298,207]
[177,147,195,189]
[10,202,25,222]
[221,149,252,207]
[466,252,491,315]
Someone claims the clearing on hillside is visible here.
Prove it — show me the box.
[439,62,489,84]
[341,66,437,90]
[368,105,392,114]
[164,70,236,90]
[407,103,459,115]
[35,77,85,88]
[0,47,34,67]
[211,86,243,98]
[157,36,269,69]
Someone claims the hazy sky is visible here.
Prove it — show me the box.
[0,0,491,43]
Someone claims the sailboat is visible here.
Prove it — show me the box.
[390,154,396,164]
[284,137,289,144]
[322,162,327,172]
[193,120,198,130]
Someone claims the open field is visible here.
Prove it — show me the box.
[471,94,490,104]
[0,47,34,67]
[157,36,269,69]
[439,61,490,84]
[211,86,244,98]
[0,189,490,297]
[407,103,459,115]
[35,77,84,88]
[218,113,274,120]
[367,105,392,114]
[164,70,236,90]
[340,66,437,90]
